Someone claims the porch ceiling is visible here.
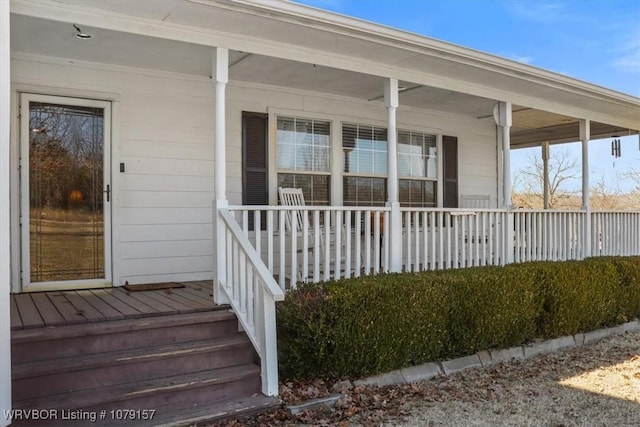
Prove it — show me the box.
[10,14,498,118]
[10,12,639,146]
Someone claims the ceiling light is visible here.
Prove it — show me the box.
[73,24,92,40]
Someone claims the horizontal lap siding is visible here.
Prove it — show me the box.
[13,58,215,285]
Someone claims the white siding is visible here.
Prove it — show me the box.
[11,56,497,286]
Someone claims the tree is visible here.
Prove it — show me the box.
[590,174,623,210]
[619,165,640,208]
[513,149,580,209]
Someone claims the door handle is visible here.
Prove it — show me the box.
[105,184,110,202]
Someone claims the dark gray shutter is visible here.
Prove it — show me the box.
[242,112,268,229]
[443,135,458,208]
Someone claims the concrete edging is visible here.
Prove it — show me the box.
[350,319,640,388]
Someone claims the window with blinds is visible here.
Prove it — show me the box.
[398,130,437,207]
[342,123,388,206]
[276,116,330,205]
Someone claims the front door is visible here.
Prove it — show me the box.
[20,94,112,290]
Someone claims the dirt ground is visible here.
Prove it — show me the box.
[227,330,640,426]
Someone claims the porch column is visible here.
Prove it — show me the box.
[494,101,512,209]
[542,142,550,209]
[0,1,12,424]
[214,48,228,202]
[580,119,592,257]
[494,101,514,264]
[580,119,590,210]
[384,78,402,272]
[212,48,229,304]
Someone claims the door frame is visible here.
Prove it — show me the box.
[19,93,112,291]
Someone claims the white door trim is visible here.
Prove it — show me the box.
[19,93,112,291]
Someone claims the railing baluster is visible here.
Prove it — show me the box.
[313,210,320,282]
[279,210,286,290]
[374,211,381,274]
[324,210,330,282]
[335,211,343,279]
[290,208,297,289]
[355,210,362,277]
[345,212,352,279]
[302,210,309,282]
[267,210,274,274]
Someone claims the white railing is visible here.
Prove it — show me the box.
[228,206,390,288]
[227,207,640,286]
[399,208,510,270]
[217,204,640,395]
[591,211,640,257]
[513,210,587,262]
[216,207,284,396]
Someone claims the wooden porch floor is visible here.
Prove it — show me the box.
[10,281,216,330]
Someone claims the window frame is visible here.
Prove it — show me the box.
[341,122,389,207]
[267,108,446,208]
[397,128,439,208]
[272,114,332,206]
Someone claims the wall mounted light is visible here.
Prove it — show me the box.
[73,24,93,40]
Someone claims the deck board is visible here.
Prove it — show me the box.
[9,282,217,330]
[76,290,125,320]
[47,292,87,325]
[171,287,213,307]
[140,290,195,313]
[10,296,22,329]
[109,288,162,315]
[117,289,178,314]
[89,289,144,317]
[30,293,65,326]
[178,281,214,302]
[62,291,107,322]
[13,294,45,329]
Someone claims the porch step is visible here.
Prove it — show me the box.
[12,365,262,426]
[10,310,271,426]
[12,335,254,401]
[151,394,281,427]
[12,310,239,363]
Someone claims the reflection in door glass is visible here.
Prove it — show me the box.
[29,102,105,282]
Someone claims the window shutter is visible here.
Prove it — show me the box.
[443,135,458,208]
[242,112,268,229]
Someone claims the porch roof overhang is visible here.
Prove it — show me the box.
[9,0,640,142]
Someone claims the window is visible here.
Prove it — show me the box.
[398,130,437,207]
[276,116,330,205]
[342,123,387,206]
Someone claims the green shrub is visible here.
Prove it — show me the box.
[523,261,620,337]
[586,256,640,321]
[277,257,640,381]
[443,266,542,355]
[277,274,449,379]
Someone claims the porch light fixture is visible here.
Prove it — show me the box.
[73,24,92,40]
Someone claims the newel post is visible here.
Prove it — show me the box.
[212,47,230,304]
[385,78,402,272]
[0,1,12,423]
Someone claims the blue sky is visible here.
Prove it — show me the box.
[296,0,640,192]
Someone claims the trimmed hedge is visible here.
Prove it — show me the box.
[277,256,640,380]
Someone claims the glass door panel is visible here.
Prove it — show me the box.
[22,95,111,287]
